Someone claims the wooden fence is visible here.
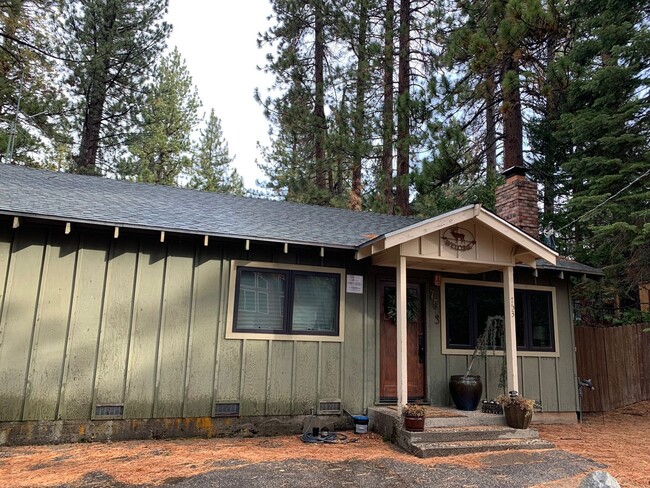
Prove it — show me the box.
[575,324,650,412]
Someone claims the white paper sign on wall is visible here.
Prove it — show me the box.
[346,275,364,294]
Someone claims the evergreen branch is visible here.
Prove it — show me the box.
[0,29,80,63]
[557,168,650,233]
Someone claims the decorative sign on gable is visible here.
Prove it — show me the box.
[442,226,476,252]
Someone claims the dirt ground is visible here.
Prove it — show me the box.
[0,401,648,488]
[536,401,650,487]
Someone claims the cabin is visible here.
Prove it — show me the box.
[0,164,600,444]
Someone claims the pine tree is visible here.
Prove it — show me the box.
[125,48,201,186]
[555,0,650,301]
[0,1,67,167]
[348,0,371,211]
[189,109,244,195]
[258,0,322,203]
[63,0,170,174]
[379,0,395,213]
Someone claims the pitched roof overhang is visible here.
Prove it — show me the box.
[355,203,558,268]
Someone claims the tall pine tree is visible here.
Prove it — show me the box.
[63,0,170,174]
[556,0,650,302]
[0,1,67,167]
[125,47,200,186]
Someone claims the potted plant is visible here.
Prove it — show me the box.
[402,403,426,432]
[449,315,506,411]
[498,391,534,429]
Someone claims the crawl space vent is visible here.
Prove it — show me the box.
[318,399,342,415]
[95,404,124,418]
[213,402,240,417]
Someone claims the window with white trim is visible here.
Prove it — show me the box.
[444,282,555,352]
[233,267,340,336]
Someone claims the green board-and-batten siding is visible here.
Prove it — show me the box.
[0,220,578,423]
[0,223,369,421]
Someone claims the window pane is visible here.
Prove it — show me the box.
[291,274,339,333]
[476,286,504,347]
[235,270,285,331]
[446,283,471,347]
[530,291,553,348]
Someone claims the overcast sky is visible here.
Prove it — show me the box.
[167,1,274,189]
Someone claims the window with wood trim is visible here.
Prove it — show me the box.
[445,282,555,352]
[233,267,340,336]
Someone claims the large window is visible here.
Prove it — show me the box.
[233,267,340,336]
[444,282,555,352]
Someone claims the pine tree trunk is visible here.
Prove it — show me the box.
[75,83,108,173]
[485,5,497,181]
[381,0,395,214]
[74,1,117,174]
[349,0,368,211]
[485,70,497,179]
[502,56,523,170]
[313,0,327,195]
[395,0,410,215]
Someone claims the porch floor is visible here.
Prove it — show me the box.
[370,405,508,427]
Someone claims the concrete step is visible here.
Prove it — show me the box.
[407,425,541,443]
[425,413,506,428]
[411,438,555,458]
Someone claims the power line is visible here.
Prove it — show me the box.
[556,167,650,233]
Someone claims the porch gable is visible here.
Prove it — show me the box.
[356,204,557,270]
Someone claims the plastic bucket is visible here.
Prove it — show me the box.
[352,415,369,434]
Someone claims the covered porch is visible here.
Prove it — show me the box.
[357,204,558,413]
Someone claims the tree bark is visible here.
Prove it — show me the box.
[395,0,410,215]
[485,70,497,179]
[74,1,117,174]
[381,0,395,214]
[485,4,497,182]
[313,0,327,195]
[502,55,523,170]
[349,0,368,211]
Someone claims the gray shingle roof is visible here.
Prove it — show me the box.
[0,164,419,249]
[536,257,603,276]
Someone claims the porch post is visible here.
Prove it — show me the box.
[503,265,519,392]
[396,255,408,414]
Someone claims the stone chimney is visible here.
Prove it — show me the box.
[495,166,539,239]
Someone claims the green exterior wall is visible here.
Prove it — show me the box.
[424,273,578,411]
[0,220,578,424]
[0,222,369,421]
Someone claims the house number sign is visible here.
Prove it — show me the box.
[442,226,476,252]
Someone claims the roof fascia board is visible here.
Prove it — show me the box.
[0,210,356,251]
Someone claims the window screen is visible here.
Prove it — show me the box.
[292,273,338,333]
[235,269,286,331]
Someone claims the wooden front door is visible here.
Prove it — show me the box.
[379,282,426,401]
